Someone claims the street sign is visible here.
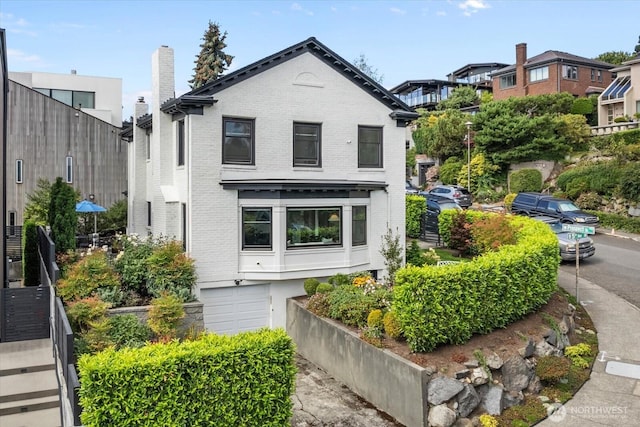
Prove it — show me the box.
[561,224,595,234]
[566,233,586,240]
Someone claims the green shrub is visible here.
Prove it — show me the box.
[536,355,571,383]
[440,157,463,185]
[303,278,320,296]
[504,193,517,213]
[147,293,185,341]
[327,285,392,327]
[382,310,402,339]
[564,343,593,369]
[79,329,296,427]
[49,177,78,254]
[328,273,350,287]
[469,213,518,254]
[448,210,474,255]
[146,240,196,302]
[405,240,425,266]
[307,293,331,317]
[422,248,441,266]
[406,195,426,238]
[587,210,640,233]
[619,162,640,201]
[575,192,602,210]
[315,283,334,294]
[56,251,120,302]
[367,309,384,330]
[22,220,40,286]
[66,296,110,334]
[571,97,593,115]
[557,162,622,198]
[509,169,542,193]
[107,314,152,349]
[82,318,114,353]
[114,234,155,296]
[565,176,589,199]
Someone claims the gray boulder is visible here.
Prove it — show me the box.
[535,340,562,357]
[427,376,465,405]
[519,337,536,358]
[486,352,504,370]
[428,404,457,427]
[481,385,504,415]
[456,383,480,418]
[501,355,533,392]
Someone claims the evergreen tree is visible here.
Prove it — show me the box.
[22,220,40,286]
[49,177,78,253]
[25,178,52,226]
[352,54,384,84]
[189,21,233,89]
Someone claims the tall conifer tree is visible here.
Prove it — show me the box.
[189,21,233,89]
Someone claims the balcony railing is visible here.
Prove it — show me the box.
[590,121,639,136]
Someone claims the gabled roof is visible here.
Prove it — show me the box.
[156,37,416,121]
[492,50,616,77]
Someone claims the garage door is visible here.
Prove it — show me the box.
[201,284,270,335]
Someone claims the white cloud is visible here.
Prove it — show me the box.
[7,48,41,63]
[291,2,313,15]
[458,0,490,15]
[390,7,406,15]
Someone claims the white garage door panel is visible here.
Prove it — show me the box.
[201,284,270,335]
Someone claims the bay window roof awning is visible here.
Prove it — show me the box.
[601,76,631,101]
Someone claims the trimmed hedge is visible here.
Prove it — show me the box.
[394,214,559,352]
[586,210,640,234]
[406,194,426,238]
[78,328,296,427]
[509,169,542,193]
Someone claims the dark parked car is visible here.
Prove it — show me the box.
[426,185,472,208]
[511,192,599,225]
[424,195,462,233]
[405,180,419,194]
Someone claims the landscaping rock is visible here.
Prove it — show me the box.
[464,359,479,369]
[545,329,558,346]
[561,314,574,334]
[501,356,532,392]
[555,333,570,351]
[456,384,480,418]
[526,375,543,394]
[502,390,524,409]
[470,367,489,386]
[455,369,471,380]
[428,404,457,427]
[428,376,465,405]
[519,337,536,358]
[480,385,504,415]
[486,353,504,370]
[453,418,474,427]
[535,340,562,357]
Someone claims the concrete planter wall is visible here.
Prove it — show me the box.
[108,301,204,337]
[287,298,430,427]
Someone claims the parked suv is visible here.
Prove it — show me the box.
[424,195,462,233]
[511,192,599,225]
[426,185,472,208]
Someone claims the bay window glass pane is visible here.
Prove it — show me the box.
[287,207,341,248]
[243,208,271,249]
[352,206,366,246]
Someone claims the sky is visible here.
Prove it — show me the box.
[1,0,639,121]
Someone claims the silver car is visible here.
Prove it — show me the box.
[426,185,472,208]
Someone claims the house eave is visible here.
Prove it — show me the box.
[220,179,388,192]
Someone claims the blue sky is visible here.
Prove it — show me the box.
[1,0,639,120]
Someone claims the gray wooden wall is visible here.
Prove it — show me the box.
[6,80,127,225]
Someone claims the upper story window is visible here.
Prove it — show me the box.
[352,206,367,246]
[293,122,321,167]
[562,65,578,80]
[65,156,73,183]
[177,119,185,166]
[223,117,254,165]
[35,88,95,109]
[499,74,516,89]
[529,66,549,82]
[145,130,151,160]
[15,159,23,183]
[358,126,383,168]
[287,207,341,248]
[242,208,272,250]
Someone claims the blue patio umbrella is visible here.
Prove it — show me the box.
[75,200,107,236]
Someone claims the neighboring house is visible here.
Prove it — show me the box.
[127,37,417,335]
[492,43,615,101]
[597,53,640,126]
[8,70,122,127]
[447,62,509,91]
[389,79,467,111]
[5,76,127,231]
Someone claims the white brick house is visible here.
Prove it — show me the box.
[128,38,417,334]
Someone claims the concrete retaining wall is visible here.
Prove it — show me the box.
[108,301,204,337]
[287,298,430,427]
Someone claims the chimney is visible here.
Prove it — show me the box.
[516,43,527,93]
[71,69,77,75]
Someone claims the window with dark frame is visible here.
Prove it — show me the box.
[147,202,152,227]
[146,130,151,160]
[529,66,548,82]
[177,119,185,166]
[242,208,272,250]
[223,117,254,165]
[499,74,516,88]
[286,207,341,248]
[65,156,73,183]
[15,159,23,183]
[358,126,383,168]
[562,65,578,80]
[293,122,321,167]
[181,203,187,251]
[9,212,16,236]
[352,206,367,246]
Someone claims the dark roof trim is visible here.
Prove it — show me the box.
[136,113,152,129]
[447,62,509,78]
[388,79,466,94]
[492,50,616,77]
[220,179,388,192]
[160,94,217,116]
[188,37,414,114]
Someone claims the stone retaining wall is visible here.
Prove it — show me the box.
[108,301,204,337]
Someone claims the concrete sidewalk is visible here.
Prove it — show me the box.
[537,269,640,426]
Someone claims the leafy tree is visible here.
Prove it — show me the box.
[594,50,634,65]
[555,114,591,147]
[439,157,464,185]
[24,178,52,225]
[412,109,471,161]
[49,177,78,253]
[436,86,479,110]
[189,21,233,89]
[96,199,127,233]
[456,153,500,194]
[635,35,640,54]
[352,54,384,84]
